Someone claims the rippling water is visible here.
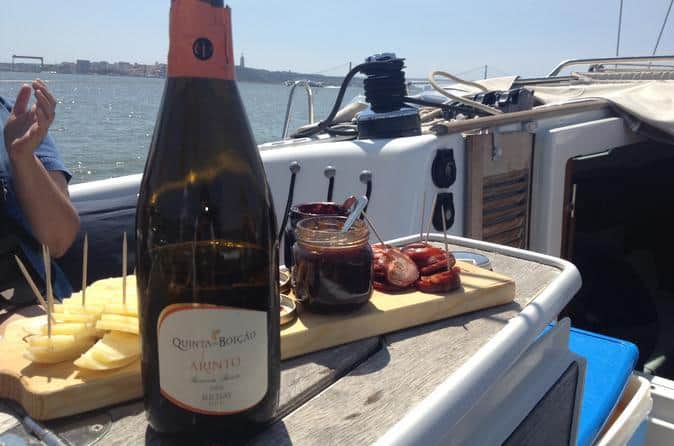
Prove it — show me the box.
[0,71,359,184]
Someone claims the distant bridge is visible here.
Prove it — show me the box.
[11,55,44,71]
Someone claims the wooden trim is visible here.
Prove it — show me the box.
[465,134,490,239]
[485,228,525,247]
[483,216,526,239]
[483,205,527,226]
[483,169,529,188]
[483,181,528,199]
[465,132,534,249]
[431,99,609,135]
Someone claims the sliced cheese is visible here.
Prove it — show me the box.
[54,312,99,323]
[39,322,100,338]
[75,332,140,370]
[24,335,96,364]
[74,349,137,371]
[89,332,140,364]
[103,303,138,317]
[96,315,139,335]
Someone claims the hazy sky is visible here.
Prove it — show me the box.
[1,0,672,79]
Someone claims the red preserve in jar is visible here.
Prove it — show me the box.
[292,217,373,313]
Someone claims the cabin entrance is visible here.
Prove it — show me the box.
[561,140,674,377]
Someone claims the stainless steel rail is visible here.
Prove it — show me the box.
[281,80,315,139]
[547,55,674,77]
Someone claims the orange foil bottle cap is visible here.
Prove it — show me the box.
[168,0,235,80]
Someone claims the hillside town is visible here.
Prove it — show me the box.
[0,53,349,86]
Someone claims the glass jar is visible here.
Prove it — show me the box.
[292,216,373,313]
[283,201,350,267]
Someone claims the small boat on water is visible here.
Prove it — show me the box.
[4,53,674,444]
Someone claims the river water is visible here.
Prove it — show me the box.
[0,71,359,184]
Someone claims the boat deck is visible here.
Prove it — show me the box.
[0,237,566,445]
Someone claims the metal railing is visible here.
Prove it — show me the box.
[547,55,674,77]
[281,80,315,139]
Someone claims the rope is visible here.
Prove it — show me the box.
[427,71,503,115]
[653,0,674,55]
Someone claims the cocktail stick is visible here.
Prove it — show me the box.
[82,233,88,306]
[361,211,386,247]
[441,205,450,269]
[424,194,438,243]
[122,232,127,305]
[14,255,55,324]
[42,245,53,338]
[419,190,426,242]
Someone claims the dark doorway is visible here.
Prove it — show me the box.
[561,141,674,376]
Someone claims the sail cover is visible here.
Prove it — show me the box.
[533,80,674,141]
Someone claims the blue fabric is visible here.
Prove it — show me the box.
[0,95,73,298]
[568,327,638,446]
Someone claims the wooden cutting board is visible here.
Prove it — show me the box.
[0,261,514,420]
[280,261,515,359]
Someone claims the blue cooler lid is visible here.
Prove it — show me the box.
[569,327,638,446]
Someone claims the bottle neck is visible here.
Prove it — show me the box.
[167,0,235,80]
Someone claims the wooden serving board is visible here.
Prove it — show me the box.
[280,261,515,359]
[0,261,514,420]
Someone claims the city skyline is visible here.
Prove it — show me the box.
[1,0,673,79]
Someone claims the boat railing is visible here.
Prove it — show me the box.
[547,55,674,77]
[282,80,315,139]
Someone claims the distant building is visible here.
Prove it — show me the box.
[91,61,110,74]
[57,62,76,74]
[240,53,245,68]
[114,62,132,75]
[76,59,91,74]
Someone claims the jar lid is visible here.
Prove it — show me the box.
[279,266,291,293]
[453,251,492,270]
[280,294,297,326]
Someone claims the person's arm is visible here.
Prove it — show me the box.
[3,81,80,258]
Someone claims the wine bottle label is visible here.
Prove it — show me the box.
[168,0,235,80]
[157,304,268,414]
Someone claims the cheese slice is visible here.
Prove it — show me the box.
[96,314,139,335]
[39,322,101,338]
[89,332,140,364]
[24,335,96,364]
[75,331,140,370]
[103,303,138,317]
[74,349,137,371]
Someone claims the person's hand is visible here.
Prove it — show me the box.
[3,80,56,161]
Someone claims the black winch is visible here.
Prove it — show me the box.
[356,53,421,139]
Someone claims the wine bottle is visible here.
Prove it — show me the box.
[136,0,280,434]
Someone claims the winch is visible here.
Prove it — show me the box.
[356,53,421,139]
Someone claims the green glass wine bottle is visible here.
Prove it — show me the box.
[135,0,279,434]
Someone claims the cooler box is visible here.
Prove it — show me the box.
[595,374,652,446]
[568,327,639,446]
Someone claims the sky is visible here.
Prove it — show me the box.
[1,0,672,79]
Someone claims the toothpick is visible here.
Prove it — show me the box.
[441,205,450,269]
[42,245,53,338]
[14,255,55,324]
[122,232,127,305]
[425,194,438,243]
[419,190,426,242]
[361,211,387,247]
[82,233,88,306]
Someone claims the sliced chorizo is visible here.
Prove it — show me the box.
[415,266,462,294]
[383,249,419,288]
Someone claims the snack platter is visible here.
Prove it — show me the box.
[0,258,514,420]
